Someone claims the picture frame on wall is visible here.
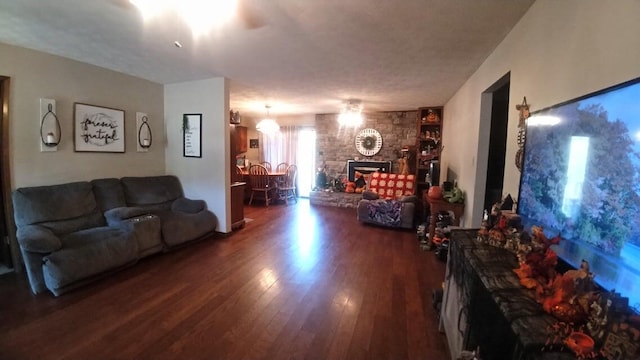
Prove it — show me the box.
[183,113,202,158]
[74,103,125,153]
[249,138,259,148]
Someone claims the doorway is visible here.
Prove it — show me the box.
[0,76,16,274]
[296,128,316,197]
[479,73,510,213]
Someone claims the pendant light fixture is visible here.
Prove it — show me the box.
[256,105,280,134]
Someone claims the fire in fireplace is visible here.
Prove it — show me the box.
[347,159,393,182]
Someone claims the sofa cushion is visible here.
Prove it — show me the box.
[91,178,127,212]
[121,175,183,208]
[12,181,102,228]
[153,209,217,247]
[42,227,137,292]
[38,212,106,237]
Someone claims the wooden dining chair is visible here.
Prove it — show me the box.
[274,162,289,189]
[248,164,274,206]
[275,162,288,173]
[259,161,272,172]
[278,164,298,205]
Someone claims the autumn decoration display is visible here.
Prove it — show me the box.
[477,202,640,359]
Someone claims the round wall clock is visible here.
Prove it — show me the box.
[355,128,383,156]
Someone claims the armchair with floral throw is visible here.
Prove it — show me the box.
[356,172,417,229]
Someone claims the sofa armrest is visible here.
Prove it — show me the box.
[171,198,206,214]
[16,225,62,253]
[362,190,380,200]
[104,206,149,225]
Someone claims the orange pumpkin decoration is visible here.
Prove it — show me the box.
[427,186,442,199]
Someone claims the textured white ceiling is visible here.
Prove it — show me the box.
[0,0,534,118]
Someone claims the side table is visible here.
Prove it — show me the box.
[426,196,464,244]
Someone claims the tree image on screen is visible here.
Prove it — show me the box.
[521,103,640,255]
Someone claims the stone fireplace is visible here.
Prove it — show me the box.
[315,111,418,180]
[311,111,417,209]
[346,160,393,182]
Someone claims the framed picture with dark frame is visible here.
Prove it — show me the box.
[74,103,125,153]
[183,113,202,158]
[249,138,259,148]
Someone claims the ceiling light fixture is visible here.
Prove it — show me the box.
[129,0,238,37]
[338,99,363,127]
[256,105,280,134]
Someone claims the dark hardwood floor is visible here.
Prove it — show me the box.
[0,200,449,360]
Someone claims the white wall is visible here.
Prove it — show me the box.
[443,0,640,227]
[0,42,165,188]
[164,78,231,233]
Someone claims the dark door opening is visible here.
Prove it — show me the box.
[483,78,510,212]
[0,76,16,273]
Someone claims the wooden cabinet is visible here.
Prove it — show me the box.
[229,125,246,231]
[235,125,247,154]
[231,182,246,230]
[415,107,443,196]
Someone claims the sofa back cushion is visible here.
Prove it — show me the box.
[121,175,184,209]
[12,181,105,234]
[368,172,416,200]
[91,178,127,212]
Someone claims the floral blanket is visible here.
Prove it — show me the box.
[367,199,403,226]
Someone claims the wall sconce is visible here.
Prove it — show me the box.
[136,112,152,152]
[40,98,61,152]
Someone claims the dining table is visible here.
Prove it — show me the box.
[240,169,286,178]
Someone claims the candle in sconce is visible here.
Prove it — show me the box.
[142,139,150,147]
[46,132,55,144]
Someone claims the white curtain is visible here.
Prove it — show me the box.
[259,126,299,167]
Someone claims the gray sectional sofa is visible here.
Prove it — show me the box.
[12,175,218,296]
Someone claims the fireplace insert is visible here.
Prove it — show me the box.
[346,160,392,182]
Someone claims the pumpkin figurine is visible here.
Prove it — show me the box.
[345,182,356,193]
[428,185,442,199]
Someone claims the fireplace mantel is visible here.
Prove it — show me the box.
[346,159,393,182]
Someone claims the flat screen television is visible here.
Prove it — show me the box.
[518,77,640,311]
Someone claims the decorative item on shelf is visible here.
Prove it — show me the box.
[443,183,465,204]
[39,98,61,152]
[136,112,152,152]
[421,108,440,123]
[515,96,530,171]
[230,109,240,124]
[256,105,279,134]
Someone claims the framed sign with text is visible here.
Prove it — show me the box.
[183,113,202,158]
[74,103,125,153]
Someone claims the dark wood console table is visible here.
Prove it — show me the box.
[426,197,464,243]
[440,229,574,360]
